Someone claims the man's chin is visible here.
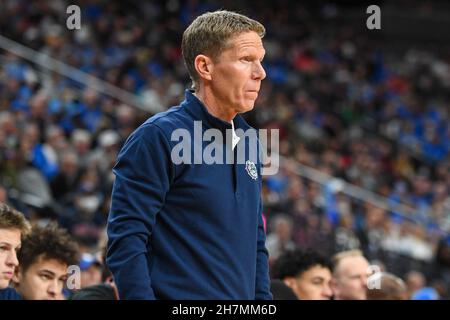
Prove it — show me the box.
[239,102,256,113]
[0,279,9,289]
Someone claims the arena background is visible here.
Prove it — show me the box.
[0,0,449,299]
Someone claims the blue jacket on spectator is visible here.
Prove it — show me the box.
[106,90,272,300]
[0,287,22,300]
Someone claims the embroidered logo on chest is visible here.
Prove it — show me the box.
[245,160,258,180]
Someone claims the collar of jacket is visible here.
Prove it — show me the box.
[182,89,252,134]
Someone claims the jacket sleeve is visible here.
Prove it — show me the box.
[255,198,273,300]
[106,124,173,300]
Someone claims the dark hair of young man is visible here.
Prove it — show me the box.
[271,249,332,279]
[18,222,78,273]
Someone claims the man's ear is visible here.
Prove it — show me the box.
[283,277,298,291]
[194,54,213,82]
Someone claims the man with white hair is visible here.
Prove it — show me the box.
[331,249,371,300]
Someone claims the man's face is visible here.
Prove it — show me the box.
[208,31,266,114]
[332,256,370,300]
[0,228,21,289]
[15,257,68,300]
[287,265,333,300]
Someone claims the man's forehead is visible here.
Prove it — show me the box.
[0,229,22,246]
[227,32,265,51]
[29,257,68,276]
[337,256,369,273]
[303,265,332,278]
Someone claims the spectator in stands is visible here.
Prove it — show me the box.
[50,150,80,202]
[71,129,93,169]
[271,249,333,300]
[266,214,296,263]
[79,252,102,289]
[366,272,408,300]
[89,129,120,177]
[12,222,78,300]
[70,246,118,300]
[0,202,31,300]
[405,270,426,298]
[331,250,370,300]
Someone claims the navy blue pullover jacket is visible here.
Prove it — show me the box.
[106,90,272,300]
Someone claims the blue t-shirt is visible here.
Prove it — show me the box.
[0,287,22,300]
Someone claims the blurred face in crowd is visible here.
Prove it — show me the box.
[197,31,266,121]
[0,228,21,289]
[285,265,333,300]
[406,271,425,294]
[60,152,79,176]
[14,257,68,300]
[276,219,293,243]
[80,264,102,288]
[331,255,370,300]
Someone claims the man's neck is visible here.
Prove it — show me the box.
[193,90,235,123]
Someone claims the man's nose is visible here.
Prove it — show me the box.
[323,285,333,298]
[6,250,19,267]
[47,281,60,297]
[252,61,266,80]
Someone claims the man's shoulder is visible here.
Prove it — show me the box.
[0,287,22,300]
[136,104,193,138]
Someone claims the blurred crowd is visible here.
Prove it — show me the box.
[0,202,445,300]
[0,0,449,299]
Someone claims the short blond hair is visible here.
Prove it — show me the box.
[182,10,265,90]
[0,202,31,237]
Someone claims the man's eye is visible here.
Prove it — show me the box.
[41,274,51,280]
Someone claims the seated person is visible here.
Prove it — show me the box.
[79,252,103,289]
[271,249,333,300]
[367,272,408,300]
[330,249,370,300]
[0,202,31,300]
[12,222,78,300]
[71,246,118,300]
